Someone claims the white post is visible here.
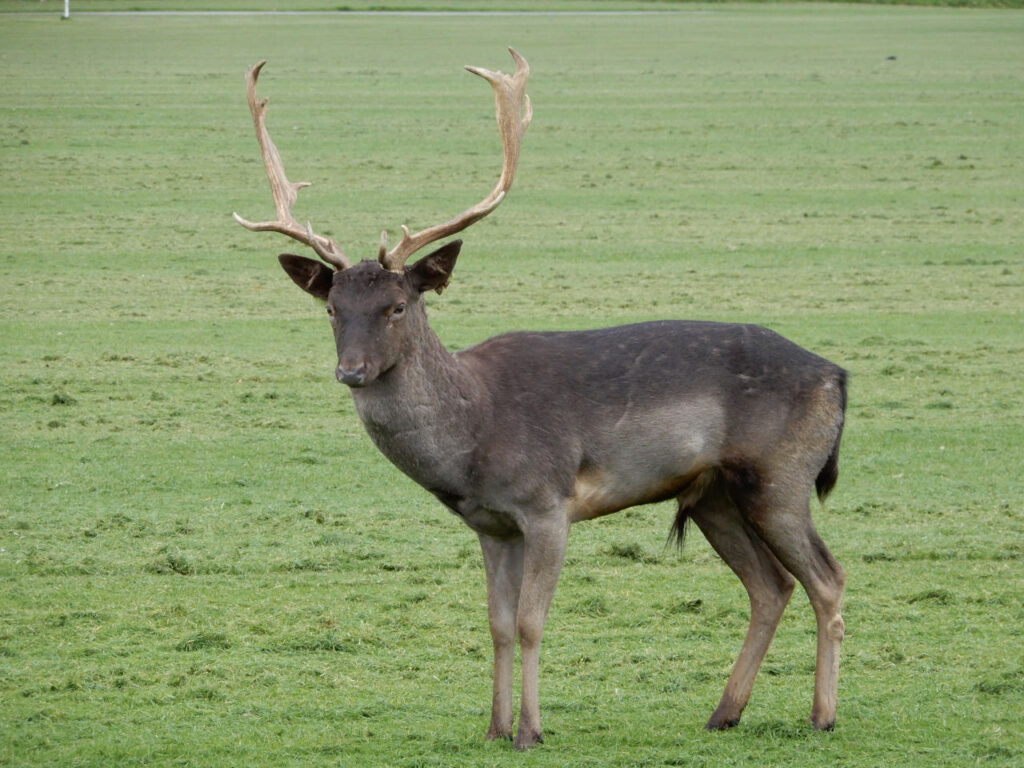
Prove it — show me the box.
[62,0,70,19]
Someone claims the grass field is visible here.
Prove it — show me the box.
[1,5,1022,767]
[4,0,1024,11]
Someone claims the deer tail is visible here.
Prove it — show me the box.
[815,369,847,502]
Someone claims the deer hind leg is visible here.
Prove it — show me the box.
[734,478,846,731]
[687,487,795,730]
[478,533,524,742]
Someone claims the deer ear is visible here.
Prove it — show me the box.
[278,254,335,300]
[407,240,461,295]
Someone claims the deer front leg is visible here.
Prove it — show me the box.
[514,517,569,750]
[478,533,524,742]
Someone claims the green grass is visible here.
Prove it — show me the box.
[1,6,1022,767]
[4,0,1024,12]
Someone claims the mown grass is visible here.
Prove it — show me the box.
[4,0,1024,11]
[1,6,1022,768]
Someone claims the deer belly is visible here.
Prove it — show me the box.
[568,405,723,523]
[568,465,707,523]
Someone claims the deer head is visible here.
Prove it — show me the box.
[234,50,531,386]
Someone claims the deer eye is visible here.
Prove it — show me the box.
[391,303,407,318]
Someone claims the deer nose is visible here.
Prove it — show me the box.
[336,362,369,387]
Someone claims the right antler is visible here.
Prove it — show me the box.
[378,48,532,273]
[233,61,352,271]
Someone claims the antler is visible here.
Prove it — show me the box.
[377,47,532,273]
[233,61,352,271]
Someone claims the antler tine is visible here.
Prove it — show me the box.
[379,47,532,273]
[233,61,352,271]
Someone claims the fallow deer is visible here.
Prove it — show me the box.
[234,49,848,750]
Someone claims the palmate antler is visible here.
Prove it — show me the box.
[234,50,531,274]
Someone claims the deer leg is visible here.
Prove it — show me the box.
[514,517,569,750]
[689,495,795,730]
[740,493,846,731]
[478,533,524,742]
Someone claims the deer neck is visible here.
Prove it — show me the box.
[349,318,483,493]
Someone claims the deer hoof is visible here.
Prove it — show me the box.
[485,727,513,742]
[809,715,836,732]
[513,728,543,751]
[704,707,741,731]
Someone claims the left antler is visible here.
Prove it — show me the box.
[377,47,532,273]
[233,61,351,271]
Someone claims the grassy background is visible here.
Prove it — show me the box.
[1,5,1022,767]
[4,0,1024,12]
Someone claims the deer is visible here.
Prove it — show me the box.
[233,49,848,751]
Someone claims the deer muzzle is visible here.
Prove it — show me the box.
[336,362,370,388]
